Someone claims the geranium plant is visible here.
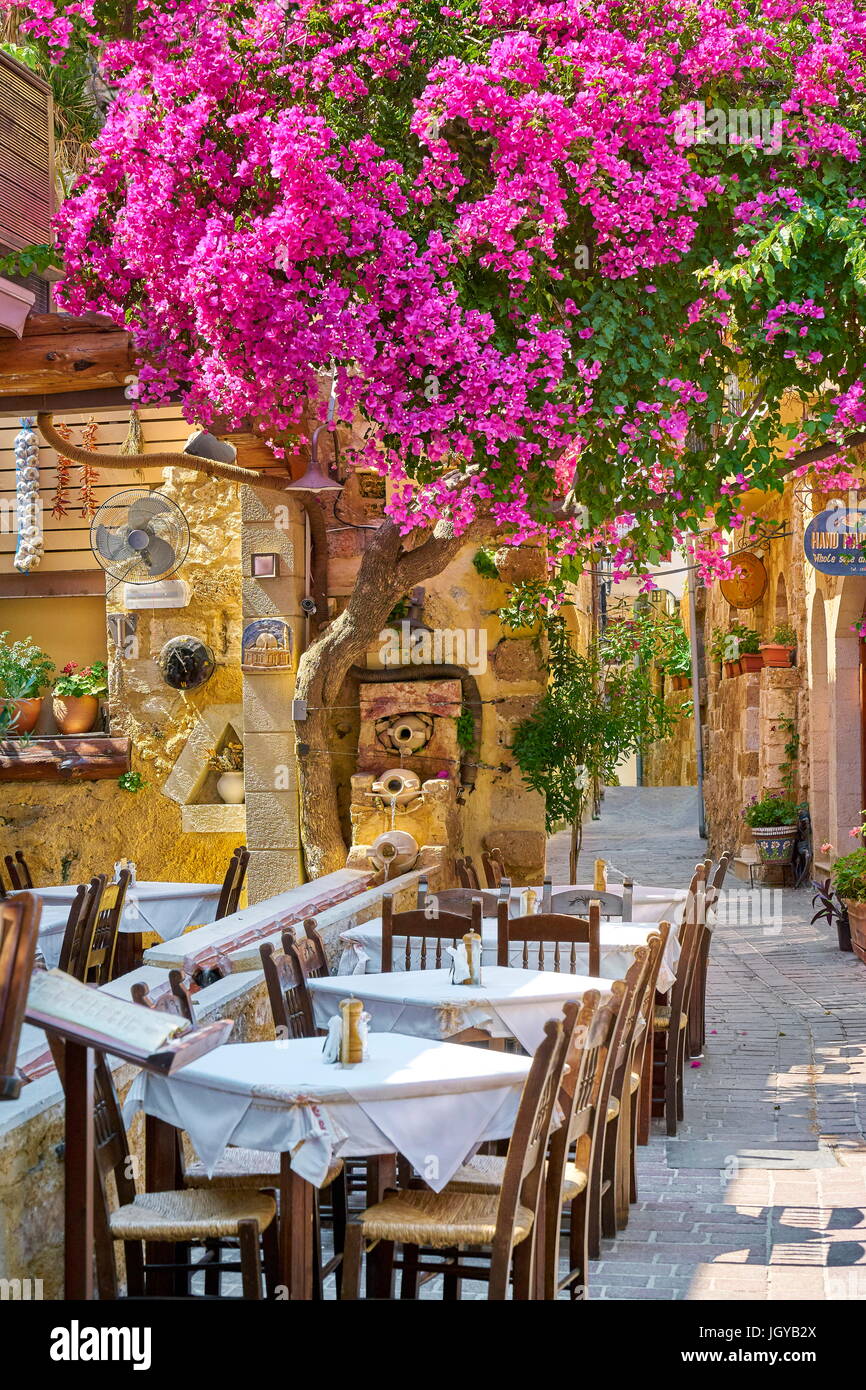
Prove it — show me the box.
[729,622,761,656]
[743,794,798,828]
[772,624,797,648]
[832,849,866,904]
[0,631,54,698]
[53,661,109,698]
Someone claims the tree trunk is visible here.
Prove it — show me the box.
[294,511,490,877]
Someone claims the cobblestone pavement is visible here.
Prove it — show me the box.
[549,786,866,1301]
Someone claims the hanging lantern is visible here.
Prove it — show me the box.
[13,418,43,573]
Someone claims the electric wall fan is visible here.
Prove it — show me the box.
[89,489,191,592]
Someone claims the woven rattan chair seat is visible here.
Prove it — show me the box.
[443,1151,589,1203]
[184,1147,343,1190]
[110,1188,276,1241]
[357,1187,534,1248]
[653,1007,687,1031]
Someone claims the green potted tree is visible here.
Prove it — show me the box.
[743,792,799,864]
[761,623,797,668]
[52,661,109,734]
[0,631,54,735]
[832,836,866,964]
[730,621,763,672]
[710,628,739,677]
[663,627,692,690]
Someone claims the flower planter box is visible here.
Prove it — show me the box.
[760,643,795,668]
[752,824,798,865]
[671,674,690,690]
[740,652,763,673]
[844,900,866,965]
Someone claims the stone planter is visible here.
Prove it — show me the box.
[752,824,798,865]
[843,900,866,965]
[217,770,245,804]
[4,697,42,734]
[760,642,795,668]
[740,652,763,673]
[52,694,99,735]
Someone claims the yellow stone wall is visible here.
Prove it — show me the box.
[0,467,246,886]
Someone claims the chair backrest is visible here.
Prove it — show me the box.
[416,887,499,918]
[711,851,732,893]
[381,894,483,972]
[83,871,130,985]
[455,856,481,890]
[0,893,41,1099]
[489,1014,572,1297]
[497,900,601,975]
[290,919,330,979]
[58,876,106,979]
[481,848,505,889]
[4,851,33,891]
[549,888,622,919]
[668,915,705,1027]
[130,968,196,1025]
[260,938,316,1040]
[216,846,250,920]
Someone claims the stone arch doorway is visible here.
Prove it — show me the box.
[808,595,829,850]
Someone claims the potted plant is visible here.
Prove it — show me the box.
[831,845,866,963]
[207,741,245,804]
[743,792,799,864]
[811,876,852,953]
[710,628,735,677]
[730,621,763,672]
[662,629,692,690]
[52,661,108,734]
[761,623,797,668]
[0,631,54,734]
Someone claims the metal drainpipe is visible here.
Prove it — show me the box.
[347,663,482,793]
[688,562,708,839]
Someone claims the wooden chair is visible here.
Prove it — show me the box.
[416,885,501,918]
[455,856,481,890]
[57,876,106,980]
[48,1039,277,1299]
[497,900,601,976]
[4,851,33,891]
[381,893,483,972]
[481,847,505,889]
[81,871,130,985]
[618,925,669,1220]
[0,893,41,1100]
[215,847,250,921]
[283,918,330,980]
[131,969,196,1024]
[549,888,623,919]
[341,1014,571,1300]
[688,852,730,1058]
[652,914,706,1136]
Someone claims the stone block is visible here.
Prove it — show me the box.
[181,803,246,834]
[241,578,303,620]
[244,789,301,850]
[738,751,759,778]
[490,638,545,684]
[743,706,760,751]
[485,827,546,880]
[244,731,296,792]
[242,672,297,733]
[242,522,300,577]
[245,848,303,904]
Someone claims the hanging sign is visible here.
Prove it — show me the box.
[719,551,767,609]
[804,506,866,575]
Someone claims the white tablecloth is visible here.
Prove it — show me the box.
[338,916,680,992]
[34,881,222,963]
[309,966,614,1053]
[520,883,688,923]
[123,1034,531,1191]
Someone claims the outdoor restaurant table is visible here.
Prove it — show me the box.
[338,917,681,992]
[125,1032,532,1299]
[34,881,222,953]
[309,965,616,1052]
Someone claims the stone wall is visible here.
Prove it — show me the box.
[643,685,698,787]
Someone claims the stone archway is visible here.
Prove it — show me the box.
[808,594,829,851]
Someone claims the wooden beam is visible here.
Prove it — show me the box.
[0,386,133,415]
[0,570,105,598]
[0,312,117,339]
[0,327,134,395]
[0,735,130,782]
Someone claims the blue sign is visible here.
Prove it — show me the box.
[804,505,866,575]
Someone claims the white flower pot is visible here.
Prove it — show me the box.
[217,771,245,804]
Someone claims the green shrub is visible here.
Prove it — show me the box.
[833,848,866,903]
[742,793,798,827]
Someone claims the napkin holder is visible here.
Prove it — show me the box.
[449,932,482,987]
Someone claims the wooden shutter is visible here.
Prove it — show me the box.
[0,51,54,253]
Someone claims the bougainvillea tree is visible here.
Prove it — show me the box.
[6,0,866,869]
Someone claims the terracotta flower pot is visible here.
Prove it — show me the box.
[752,824,798,865]
[4,697,42,734]
[217,770,245,804]
[843,899,866,965]
[760,642,795,668]
[740,652,763,672]
[52,694,100,735]
[672,673,690,690]
[723,660,735,678]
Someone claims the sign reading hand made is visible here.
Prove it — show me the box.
[804,504,866,575]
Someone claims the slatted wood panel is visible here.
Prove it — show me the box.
[0,407,191,573]
[0,53,53,252]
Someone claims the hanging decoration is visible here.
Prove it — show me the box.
[50,419,74,517]
[79,415,100,518]
[119,405,143,458]
[13,418,44,573]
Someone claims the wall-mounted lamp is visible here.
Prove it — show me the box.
[284,424,342,492]
[250,552,280,578]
